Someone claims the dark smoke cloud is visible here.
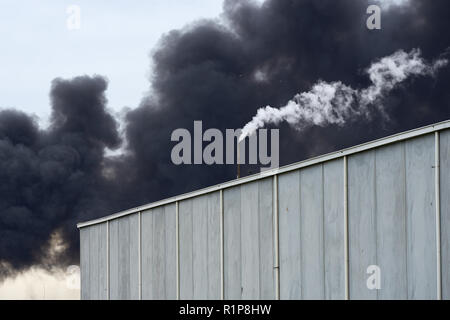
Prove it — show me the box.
[0,76,121,278]
[1,0,450,278]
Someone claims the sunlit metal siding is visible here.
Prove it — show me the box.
[78,120,450,300]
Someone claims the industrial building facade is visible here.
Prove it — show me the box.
[78,120,450,300]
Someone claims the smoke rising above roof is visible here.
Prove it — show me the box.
[239,49,448,141]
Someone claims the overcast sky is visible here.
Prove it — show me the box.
[0,0,224,128]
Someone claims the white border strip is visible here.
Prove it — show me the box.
[435,132,442,300]
[77,120,450,228]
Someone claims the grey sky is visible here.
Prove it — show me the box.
[0,0,224,128]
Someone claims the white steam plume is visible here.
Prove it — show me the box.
[239,49,448,142]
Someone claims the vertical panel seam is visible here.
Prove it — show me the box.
[239,186,243,299]
[96,227,99,298]
[87,228,90,300]
[373,151,379,300]
[191,200,194,299]
[220,190,224,300]
[138,212,142,300]
[130,217,133,298]
[206,196,210,299]
[299,171,303,299]
[80,230,82,300]
[98,226,101,299]
[403,142,409,298]
[88,228,91,299]
[273,175,280,300]
[321,164,326,299]
[151,211,155,299]
[435,131,442,300]
[168,207,173,299]
[129,217,132,298]
[163,207,167,299]
[107,221,109,300]
[176,201,180,300]
[258,182,262,299]
[344,156,349,300]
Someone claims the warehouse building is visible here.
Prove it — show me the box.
[77,120,450,300]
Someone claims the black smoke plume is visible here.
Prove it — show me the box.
[1,0,450,279]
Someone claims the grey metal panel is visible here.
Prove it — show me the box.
[241,181,260,299]
[375,142,407,299]
[97,223,108,300]
[405,134,437,299]
[179,198,193,299]
[141,204,177,300]
[441,129,450,300]
[206,193,221,299]
[192,193,221,299]
[89,225,99,299]
[117,217,130,299]
[128,215,139,299]
[109,219,119,299]
[300,165,325,299]
[348,150,377,300]
[109,214,139,299]
[223,186,241,299]
[192,196,208,299]
[141,209,154,299]
[80,224,107,300]
[278,170,301,299]
[153,208,166,298]
[323,159,345,300]
[258,178,275,299]
[179,193,221,299]
[164,204,177,299]
[278,164,338,300]
[223,178,274,300]
[80,227,90,300]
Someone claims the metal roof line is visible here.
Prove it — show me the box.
[77,119,450,229]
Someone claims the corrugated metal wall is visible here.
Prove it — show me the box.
[79,126,450,300]
[224,178,275,299]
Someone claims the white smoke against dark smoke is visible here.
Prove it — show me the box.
[239,49,448,142]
